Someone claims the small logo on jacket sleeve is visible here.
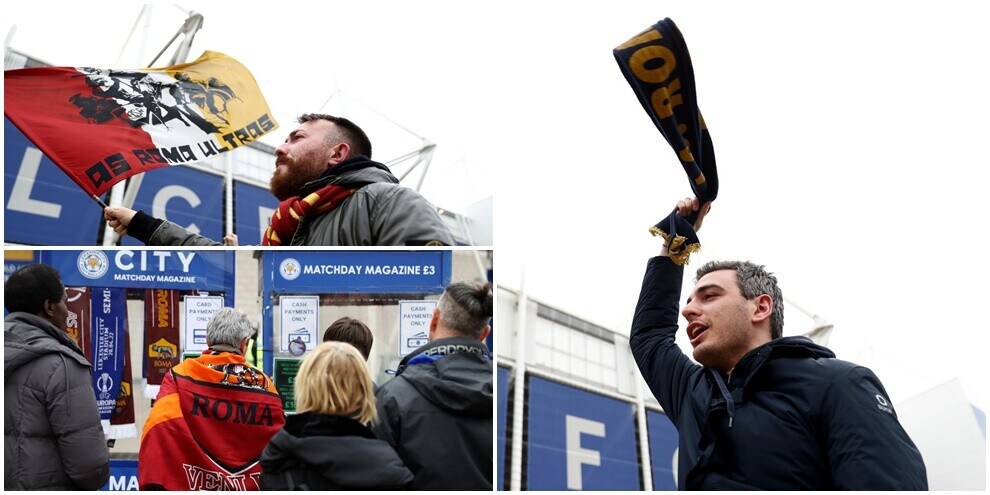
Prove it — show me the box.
[876,394,894,414]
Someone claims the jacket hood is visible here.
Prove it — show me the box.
[4,312,90,376]
[706,336,836,429]
[765,335,835,358]
[730,336,835,383]
[262,413,412,489]
[302,156,397,194]
[396,337,493,417]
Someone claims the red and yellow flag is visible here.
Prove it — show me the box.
[4,51,278,197]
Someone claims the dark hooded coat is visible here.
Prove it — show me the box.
[4,313,110,490]
[372,337,493,490]
[259,412,412,490]
[630,256,928,490]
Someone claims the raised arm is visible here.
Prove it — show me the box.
[629,197,711,423]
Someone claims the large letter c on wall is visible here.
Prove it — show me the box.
[153,185,201,234]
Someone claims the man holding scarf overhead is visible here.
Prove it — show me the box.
[617,18,927,490]
[138,308,284,490]
[104,114,453,246]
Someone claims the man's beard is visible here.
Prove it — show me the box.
[269,160,325,201]
[269,168,301,201]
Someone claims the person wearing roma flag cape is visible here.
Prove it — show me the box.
[104,113,454,246]
[138,308,284,491]
[4,51,279,201]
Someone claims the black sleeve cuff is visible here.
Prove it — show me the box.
[127,210,164,245]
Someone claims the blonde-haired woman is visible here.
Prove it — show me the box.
[260,342,412,490]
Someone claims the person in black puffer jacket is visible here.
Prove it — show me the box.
[260,342,412,490]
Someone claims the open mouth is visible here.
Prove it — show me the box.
[687,322,709,347]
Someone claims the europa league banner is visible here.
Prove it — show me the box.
[90,287,127,427]
[65,287,92,362]
[109,324,137,439]
[144,289,180,399]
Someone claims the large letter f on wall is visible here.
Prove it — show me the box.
[565,414,606,490]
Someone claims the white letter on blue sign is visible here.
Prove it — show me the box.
[108,475,138,490]
[7,147,62,218]
[153,185,201,234]
[565,414,605,490]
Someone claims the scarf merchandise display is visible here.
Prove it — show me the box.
[143,289,181,399]
[109,325,137,439]
[90,287,127,432]
[614,18,718,265]
[138,351,284,490]
[65,287,92,361]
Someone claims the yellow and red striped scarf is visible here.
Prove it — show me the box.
[261,184,354,246]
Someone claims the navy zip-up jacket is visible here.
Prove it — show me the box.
[631,256,928,490]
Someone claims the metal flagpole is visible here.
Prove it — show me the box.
[510,270,528,491]
[108,9,204,245]
[225,152,234,237]
[104,4,153,246]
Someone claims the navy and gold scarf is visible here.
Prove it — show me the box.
[614,18,718,265]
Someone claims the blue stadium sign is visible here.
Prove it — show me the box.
[234,180,279,246]
[647,410,679,490]
[497,366,511,491]
[526,376,640,490]
[120,165,224,247]
[42,250,234,292]
[4,118,103,245]
[265,251,451,294]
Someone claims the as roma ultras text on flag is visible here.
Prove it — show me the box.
[4,51,278,197]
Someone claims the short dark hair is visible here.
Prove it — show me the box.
[695,260,784,340]
[323,317,374,360]
[4,264,65,315]
[437,281,493,338]
[298,113,373,159]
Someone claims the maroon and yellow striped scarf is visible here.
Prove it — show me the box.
[262,183,355,246]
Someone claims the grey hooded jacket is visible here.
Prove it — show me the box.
[372,337,493,490]
[4,313,110,491]
[127,157,454,246]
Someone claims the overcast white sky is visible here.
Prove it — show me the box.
[6,1,988,411]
